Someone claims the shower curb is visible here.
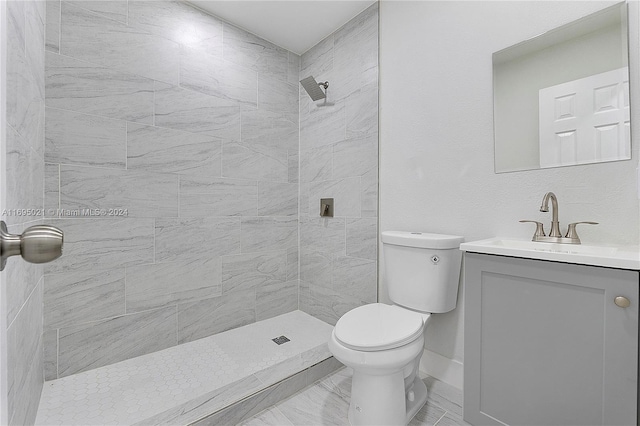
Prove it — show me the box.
[132,344,342,426]
[190,356,343,425]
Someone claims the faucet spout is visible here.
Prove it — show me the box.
[540,192,561,237]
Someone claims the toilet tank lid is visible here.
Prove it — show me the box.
[382,231,464,249]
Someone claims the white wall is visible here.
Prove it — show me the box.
[379,0,640,381]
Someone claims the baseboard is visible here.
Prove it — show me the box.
[418,348,463,391]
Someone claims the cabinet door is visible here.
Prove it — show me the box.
[464,253,639,426]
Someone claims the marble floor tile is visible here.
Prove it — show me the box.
[244,368,469,426]
[276,379,350,426]
[241,407,295,426]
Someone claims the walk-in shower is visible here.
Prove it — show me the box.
[3,0,379,423]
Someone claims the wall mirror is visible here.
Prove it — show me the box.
[493,2,630,173]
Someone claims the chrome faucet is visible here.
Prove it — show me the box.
[520,192,598,244]
[540,192,561,238]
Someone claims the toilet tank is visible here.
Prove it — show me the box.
[382,231,464,314]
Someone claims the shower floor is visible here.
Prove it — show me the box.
[35,311,334,425]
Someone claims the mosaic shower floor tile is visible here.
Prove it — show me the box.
[36,311,333,425]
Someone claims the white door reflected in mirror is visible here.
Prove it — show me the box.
[539,67,630,168]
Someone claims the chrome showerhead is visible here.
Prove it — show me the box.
[300,76,329,101]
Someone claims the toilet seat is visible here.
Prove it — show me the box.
[334,303,425,352]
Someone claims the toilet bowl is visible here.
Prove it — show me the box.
[328,303,431,425]
[329,231,464,426]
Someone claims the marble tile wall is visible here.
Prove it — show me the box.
[4,0,46,424]
[43,0,300,379]
[298,4,379,324]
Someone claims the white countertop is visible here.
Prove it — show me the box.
[460,238,640,270]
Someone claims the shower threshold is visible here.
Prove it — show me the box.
[35,310,337,425]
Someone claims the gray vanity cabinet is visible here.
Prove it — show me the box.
[463,253,639,426]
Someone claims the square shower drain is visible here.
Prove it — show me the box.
[272,335,290,345]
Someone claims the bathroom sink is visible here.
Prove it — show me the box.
[460,238,640,270]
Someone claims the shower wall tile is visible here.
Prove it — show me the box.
[45,0,60,53]
[7,2,29,142]
[178,290,256,344]
[44,269,125,329]
[299,217,346,254]
[258,76,299,116]
[43,0,302,376]
[44,218,154,274]
[25,1,45,96]
[361,166,378,217]
[299,4,378,324]
[5,2,45,421]
[6,127,44,226]
[179,177,257,217]
[6,224,42,325]
[287,52,300,86]
[258,181,298,216]
[345,83,379,138]
[241,109,298,151]
[155,217,241,263]
[332,134,378,180]
[333,256,377,303]
[346,218,378,260]
[300,249,333,290]
[332,4,378,101]
[300,100,346,150]
[57,306,177,377]
[222,251,287,294]
[299,182,310,217]
[126,258,222,313]
[223,23,288,81]
[300,34,334,81]
[60,2,180,85]
[256,279,298,321]
[43,330,58,381]
[128,0,223,56]
[44,163,59,216]
[240,217,298,253]
[222,141,288,182]
[308,177,361,217]
[59,165,179,217]
[286,246,299,282]
[154,83,241,141]
[8,1,26,56]
[8,35,45,155]
[45,107,127,168]
[180,46,258,108]
[288,151,299,184]
[302,284,365,326]
[66,0,128,23]
[8,57,45,158]
[300,145,332,183]
[7,279,44,425]
[45,51,155,124]
[127,123,222,177]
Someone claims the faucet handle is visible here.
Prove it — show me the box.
[565,221,598,243]
[519,220,546,240]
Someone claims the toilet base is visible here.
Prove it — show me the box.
[405,376,428,423]
[347,370,428,426]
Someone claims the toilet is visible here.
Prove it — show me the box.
[328,231,464,426]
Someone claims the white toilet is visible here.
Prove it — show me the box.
[328,231,464,426]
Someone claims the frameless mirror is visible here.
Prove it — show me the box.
[494,2,630,173]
